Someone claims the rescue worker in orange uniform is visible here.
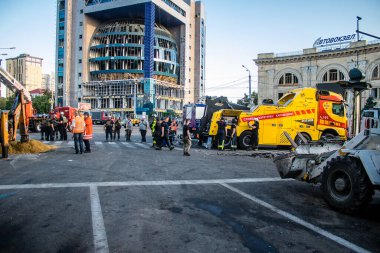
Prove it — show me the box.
[83,112,93,153]
[71,111,85,154]
[169,119,178,146]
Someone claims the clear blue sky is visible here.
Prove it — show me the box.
[1,0,379,100]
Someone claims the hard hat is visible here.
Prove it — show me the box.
[254,118,259,121]
[60,112,64,115]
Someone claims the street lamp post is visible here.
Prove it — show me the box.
[356,16,362,42]
[242,65,251,103]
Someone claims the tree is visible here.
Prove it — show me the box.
[237,91,258,106]
[0,97,6,110]
[5,95,15,110]
[363,97,377,110]
[32,91,53,114]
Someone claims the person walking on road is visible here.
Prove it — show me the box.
[248,118,259,151]
[71,111,85,154]
[83,112,93,153]
[183,119,191,156]
[104,116,114,142]
[125,116,133,141]
[217,117,227,151]
[160,117,174,150]
[114,117,122,141]
[139,118,148,143]
[154,118,162,149]
[169,119,178,146]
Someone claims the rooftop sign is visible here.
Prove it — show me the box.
[313,34,356,48]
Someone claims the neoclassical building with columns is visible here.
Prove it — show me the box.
[254,40,380,105]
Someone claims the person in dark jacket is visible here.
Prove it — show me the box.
[248,118,259,151]
[154,118,162,149]
[157,117,173,150]
[40,115,48,140]
[114,117,122,141]
[104,117,114,142]
[217,117,227,151]
[230,118,238,151]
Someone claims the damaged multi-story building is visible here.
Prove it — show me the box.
[55,0,206,116]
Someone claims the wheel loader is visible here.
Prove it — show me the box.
[274,68,380,213]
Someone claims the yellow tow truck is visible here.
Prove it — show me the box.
[208,88,347,149]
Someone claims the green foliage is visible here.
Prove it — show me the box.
[1,95,15,110]
[237,91,258,106]
[0,97,6,110]
[363,97,377,110]
[32,91,53,114]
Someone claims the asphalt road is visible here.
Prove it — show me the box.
[0,126,379,253]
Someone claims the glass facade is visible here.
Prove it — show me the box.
[56,0,65,106]
[89,19,179,83]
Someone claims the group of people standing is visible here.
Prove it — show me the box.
[217,117,259,151]
[40,112,68,141]
[71,111,93,154]
[103,116,123,141]
[150,116,177,151]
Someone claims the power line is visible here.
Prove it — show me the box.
[206,77,248,89]
[206,79,249,90]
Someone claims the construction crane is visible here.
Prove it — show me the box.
[0,66,33,158]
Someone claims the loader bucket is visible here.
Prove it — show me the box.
[273,153,297,178]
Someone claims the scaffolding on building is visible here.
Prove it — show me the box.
[81,78,184,115]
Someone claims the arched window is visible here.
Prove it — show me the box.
[322,69,345,82]
[279,73,298,86]
[372,64,380,80]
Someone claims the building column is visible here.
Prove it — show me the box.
[143,2,156,111]
[144,2,155,79]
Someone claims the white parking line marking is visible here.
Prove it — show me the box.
[221,183,371,253]
[90,186,109,253]
[67,141,74,146]
[0,178,289,190]
[95,142,103,145]
[43,141,50,144]
[108,142,116,145]
[174,147,182,151]
[121,142,136,149]
[54,141,62,145]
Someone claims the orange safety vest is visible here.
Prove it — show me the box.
[73,116,85,133]
[84,116,93,140]
[171,121,178,131]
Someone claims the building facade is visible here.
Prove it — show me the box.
[42,73,56,92]
[254,40,380,106]
[6,54,43,96]
[55,0,206,116]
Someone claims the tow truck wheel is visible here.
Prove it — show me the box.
[238,131,251,150]
[322,156,374,213]
[321,132,337,141]
[294,133,311,145]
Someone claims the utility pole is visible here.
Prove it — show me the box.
[242,65,251,103]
